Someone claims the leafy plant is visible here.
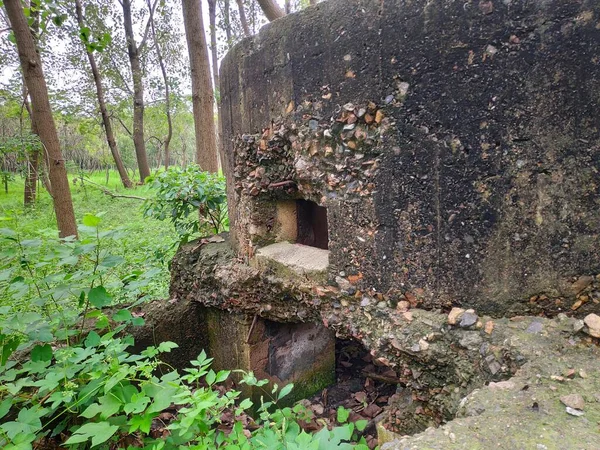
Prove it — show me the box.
[143,164,228,242]
[0,213,159,319]
[0,219,369,450]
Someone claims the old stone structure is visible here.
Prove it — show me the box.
[170,0,600,444]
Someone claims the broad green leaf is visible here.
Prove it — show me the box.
[205,369,216,385]
[59,255,79,266]
[80,403,102,419]
[131,317,145,326]
[0,228,17,237]
[1,334,20,366]
[88,286,112,308]
[99,255,125,268]
[95,315,110,329]
[65,421,119,447]
[0,398,12,420]
[84,331,101,348]
[215,370,230,383]
[277,383,294,401]
[129,413,153,434]
[146,385,177,414]
[157,341,178,353]
[123,392,150,414]
[82,213,101,227]
[336,406,350,424]
[30,344,52,363]
[355,419,368,432]
[112,309,132,322]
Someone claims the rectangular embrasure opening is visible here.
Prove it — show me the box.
[296,199,329,250]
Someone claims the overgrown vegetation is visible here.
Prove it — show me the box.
[0,173,176,303]
[0,189,369,449]
[143,164,228,242]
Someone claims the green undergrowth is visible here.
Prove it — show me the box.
[0,171,177,306]
[0,173,370,449]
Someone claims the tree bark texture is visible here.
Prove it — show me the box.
[22,83,39,205]
[256,0,285,21]
[122,0,151,182]
[5,0,78,238]
[236,0,251,37]
[75,0,133,188]
[146,0,172,169]
[207,0,223,168]
[23,2,39,206]
[223,0,232,43]
[181,0,218,173]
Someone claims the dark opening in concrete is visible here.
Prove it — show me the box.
[264,320,335,383]
[296,200,329,249]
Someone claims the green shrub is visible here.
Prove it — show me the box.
[143,165,228,243]
[0,216,370,450]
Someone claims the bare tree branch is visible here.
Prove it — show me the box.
[74,176,147,200]
[114,115,133,136]
[109,54,133,95]
[138,0,160,52]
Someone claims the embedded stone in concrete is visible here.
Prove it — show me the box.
[254,242,329,280]
[220,0,600,318]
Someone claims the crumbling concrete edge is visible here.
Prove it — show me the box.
[170,239,600,436]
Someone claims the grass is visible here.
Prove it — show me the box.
[0,169,178,305]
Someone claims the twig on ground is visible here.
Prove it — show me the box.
[74,177,147,201]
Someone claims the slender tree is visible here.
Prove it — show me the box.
[181,0,218,172]
[22,0,40,205]
[207,0,219,92]
[146,0,172,169]
[74,0,133,188]
[121,0,154,182]
[223,0,232,43]
[207,0,222,158]
[4,0,78,238]
[236,0,251,37]
[256,0,285,21]
[22,82,41,205]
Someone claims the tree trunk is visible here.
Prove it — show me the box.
[256,0,285,21]
[5,0,78,238]
[24,147,39,204]
[146,0,172,170]
[75,0,133,189]
[22,83,39,206]
[208,0,223,168]
[236,0,251,37]
[181,0,218,173]
[122,0,151,183]
[223,0,232,43]
[23,1,39,206]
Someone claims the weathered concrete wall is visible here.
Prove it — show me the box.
[220,0,600,317]
[170,239,600,436]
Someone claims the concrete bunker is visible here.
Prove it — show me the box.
[169,0,600,446]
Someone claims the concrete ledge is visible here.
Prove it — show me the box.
[254,242,329,281]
